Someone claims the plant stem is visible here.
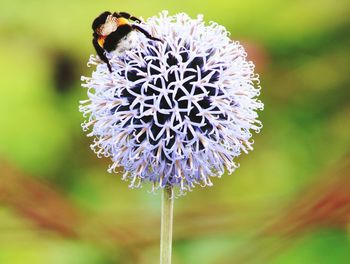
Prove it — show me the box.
[160,186,174,264]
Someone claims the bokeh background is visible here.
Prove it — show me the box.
[1,0,350,263]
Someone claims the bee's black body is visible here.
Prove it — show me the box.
[92,11,161,72]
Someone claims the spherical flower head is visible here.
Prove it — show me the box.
[80,11,263,193]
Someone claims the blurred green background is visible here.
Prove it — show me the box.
[1,0,350,263]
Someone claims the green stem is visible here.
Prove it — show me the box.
[160,186,174,264]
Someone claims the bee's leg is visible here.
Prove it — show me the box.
[132,24,162,42]
[117,12,142,23]
[93,38,113,72]
[106,60,112,72]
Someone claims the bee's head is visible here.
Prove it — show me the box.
[92,11,111,32]
[93,12,124,37]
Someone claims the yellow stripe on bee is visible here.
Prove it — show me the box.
[98,36,105,48]
[117,17,129,26]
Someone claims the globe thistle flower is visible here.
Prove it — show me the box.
[80,11,263,193]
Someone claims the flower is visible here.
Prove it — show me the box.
[80,11,263,192]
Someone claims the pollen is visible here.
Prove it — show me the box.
[97,36,105,47]
[117,17,129,26]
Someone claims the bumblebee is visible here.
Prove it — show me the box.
[92,11,161,72]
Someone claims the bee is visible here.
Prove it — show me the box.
[92,11,161,72]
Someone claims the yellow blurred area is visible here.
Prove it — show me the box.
[0,1,350,263]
